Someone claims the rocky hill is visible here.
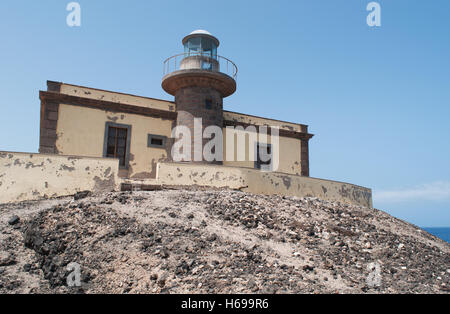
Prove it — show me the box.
[0,188,449,294]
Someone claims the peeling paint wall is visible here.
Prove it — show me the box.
[156,162,373,208]
[222,127,303,175]
[223,111,307,133]
[47,83,314,178]
[55,104,305,178]
[59,83,175,112]
[0,151,119,204]
[56,104,173,179]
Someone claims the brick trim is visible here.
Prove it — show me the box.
[223,120,313,177]
[39,91,178,120]
[38,89,313,175]
[39,91,313,141]
[223,110,309,133]
[39,91,178,155]
[223,120,314,141]
[301,139,310,177]
[46,80,175,104]
[39,99,59,154]
[47,81,62,92]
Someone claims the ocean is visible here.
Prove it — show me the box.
[423,227,450,243]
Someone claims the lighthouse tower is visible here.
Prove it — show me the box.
[162,30,237,163]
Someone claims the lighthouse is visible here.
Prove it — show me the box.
[162,30,237,164]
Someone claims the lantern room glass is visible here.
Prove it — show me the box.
[184,37,218,59]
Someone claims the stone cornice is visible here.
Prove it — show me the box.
[39,91,178,121]
[39,91,313,141]
[223,120,314,140]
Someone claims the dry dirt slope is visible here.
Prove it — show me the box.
[0,189,449,294]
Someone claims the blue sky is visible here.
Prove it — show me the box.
[0,0,449,227]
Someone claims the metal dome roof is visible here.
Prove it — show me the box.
[190,29,212,35]
[182,30,220,47]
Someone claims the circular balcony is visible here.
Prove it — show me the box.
[162,52,238,97]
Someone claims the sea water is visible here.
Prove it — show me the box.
[423,227,450,243]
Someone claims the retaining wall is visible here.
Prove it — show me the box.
[0,151,119,204]
[156,162,373,208]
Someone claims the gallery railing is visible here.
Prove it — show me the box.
[163,52,238,81]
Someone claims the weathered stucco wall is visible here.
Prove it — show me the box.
[223,111,307,133]
[56,104,174,179]
[59,83,175,112]
[156,162,373,208]
[56,104,303,178]
[43,81,313,178]
[222,127,303,175]
[222,111,313,177]
[0,152,119,204]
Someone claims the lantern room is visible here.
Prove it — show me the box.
[182,30,219,59]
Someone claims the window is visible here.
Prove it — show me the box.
[184,37,218,59]
[205,98,213,110]
[185,37,201,56]
[103,122,131,168]
[255,143,272,170]
[201,61,212,70]
[150,137,163,146]
[106,127,127,167]
[148,134,167,148]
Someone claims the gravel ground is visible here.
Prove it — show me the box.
[0,189,449,294]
